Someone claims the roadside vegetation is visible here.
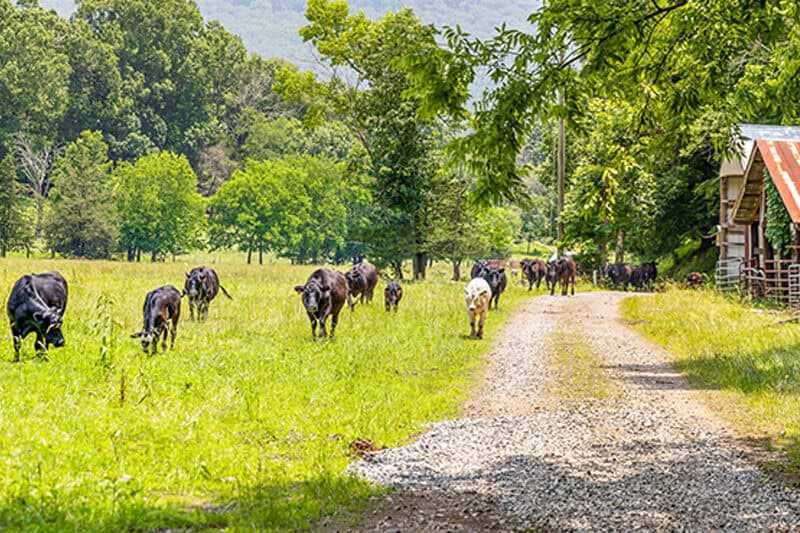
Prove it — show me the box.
[622,290,800,474]
[0,256,528,530]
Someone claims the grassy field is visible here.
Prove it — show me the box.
[0,256,529,531]
[622,289,800,474]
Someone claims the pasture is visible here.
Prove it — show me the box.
[623,289,800,477]
[0,257,528,531]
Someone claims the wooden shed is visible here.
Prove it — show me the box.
[718,124,800,302]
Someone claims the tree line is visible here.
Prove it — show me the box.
[0,0,531,279]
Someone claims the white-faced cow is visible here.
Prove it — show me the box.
[131,285,182,355]
[182,266,231,321]
[6,271,68,361]
[464,277,492,340]
[384,281,403,312]
[295,268,348,339]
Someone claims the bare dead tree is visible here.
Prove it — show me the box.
[13,130,56,238]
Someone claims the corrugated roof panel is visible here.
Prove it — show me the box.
[757,139,800,223]
[720,124,800,178]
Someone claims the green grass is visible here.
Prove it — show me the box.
[546,320,620,404]
[622,289,800,471]
[0,257,528,531]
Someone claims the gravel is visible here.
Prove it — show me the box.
[348,292,800,531]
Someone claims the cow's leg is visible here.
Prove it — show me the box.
[571,275,575,295]
[550,279,556,296]
[477,310,486,339]
[11,324,21,362]
[330,311,339,338]
[348,293,355,313]
[469,312,477,339]
[309,317,318,339]
[169,320,177,349]
[385,300,391,312]
[318,308,330,338]
[188,300,195,321]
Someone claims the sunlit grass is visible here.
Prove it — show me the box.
[0,256,528,531]
[622,289,800,471]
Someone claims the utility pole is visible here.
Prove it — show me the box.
[556,50,566,256]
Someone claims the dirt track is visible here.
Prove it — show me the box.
[320,292,800,531]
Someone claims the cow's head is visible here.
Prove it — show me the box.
[184,270,206,300]
[384,283,402,305]
[344,269,363,293]
[295,281,329,315]
[546,260,558,281]
[34,308,65,348]
[483,267,504,291]
[130,329,154,353]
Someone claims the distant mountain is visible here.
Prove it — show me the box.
[40,1,538,76]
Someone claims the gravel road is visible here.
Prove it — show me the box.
[340,292,800,531]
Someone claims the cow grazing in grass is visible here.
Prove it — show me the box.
[7,271,68,361]
[183,266,232,321]
[521,258,547,291]
[384,281,402,312]
[548,255,577,296]
[295,268,348,339]
[464,277,492,339]
[131,285,181,355]
[344,261,378,312]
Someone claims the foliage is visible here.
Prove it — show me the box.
[209,155,346,264]
[44,131,119,259]
[765,174,793,258]
[623,289,800,472]
[277,1,444,276]
[0,256,527,530]
[114,152,205,260]
[0,154,29,256]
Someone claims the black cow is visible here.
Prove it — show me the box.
[630,261,657,291]
[131,285,182,355]
[183,266,232,321]
[344,261,378,312]
[548,255,576,296]
[479,265,507,310]
[295,268,348,339]
[605,263,633,291]
[384,281,403,312]
[521,258,547,291]
[470,260,489,279]
[7,271,68,361]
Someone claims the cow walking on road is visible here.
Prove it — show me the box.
[464,277,492,339]
[548,255,577,296]
[521,259,547,291]
[131,285,182,355]
[7,271,68,361]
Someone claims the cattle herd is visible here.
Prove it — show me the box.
[5,253,659,357]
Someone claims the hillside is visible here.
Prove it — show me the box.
[40,0,537,76]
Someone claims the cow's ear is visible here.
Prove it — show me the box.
[498,267,505,273]
[294,285,304,294]
[130,332,142,338]
[185,272,190,278]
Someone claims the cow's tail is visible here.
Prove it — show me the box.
[180,289,187,298]
[219,285,233,300]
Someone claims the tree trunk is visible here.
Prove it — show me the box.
[136,249,141,262]
[614,228,626,264]
[452,259,461,281]
[599,238,608,270]
[35,195,44,238]
[259,246,263,265]
[1,245,5,258]
[247,248,252,265]
[413,252,427,280]
[151,250,157,262]
[392,260,404,280]
[127,248,134,262]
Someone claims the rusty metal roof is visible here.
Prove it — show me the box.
[720,124,800,178]
[758,139,800,223]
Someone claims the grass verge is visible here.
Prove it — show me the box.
[546,320,620,405]
[0,257,528,531]
[622,289,800,478]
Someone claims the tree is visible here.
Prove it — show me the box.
[114,152,205,261]
[208,158,302,264]
[44,131,118,259]
[0,154,28,257]
[0,0,70,149]
[13,130,56,238]
[277,1,443,278]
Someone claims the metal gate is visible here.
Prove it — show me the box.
[789,264,800,306]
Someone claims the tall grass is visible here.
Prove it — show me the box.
[622,289,800,471]
[0,257,527,531]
